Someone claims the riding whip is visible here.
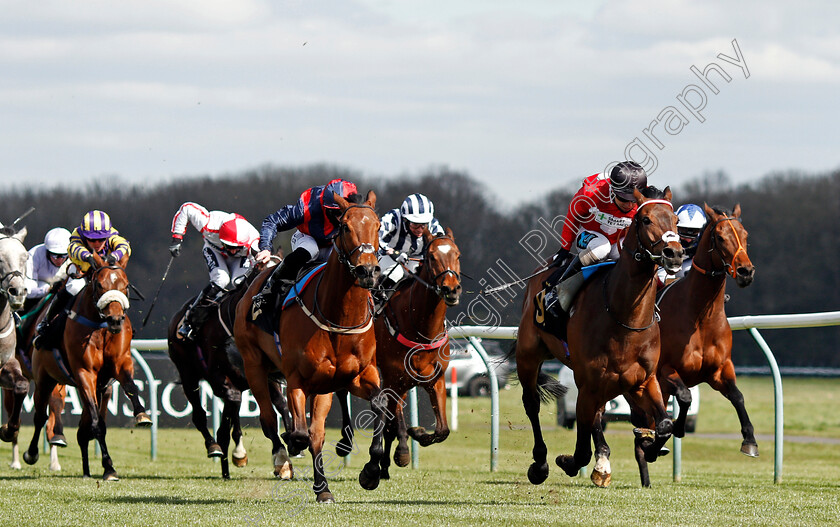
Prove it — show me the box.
[141,255,174,328]
[10,207,35,228]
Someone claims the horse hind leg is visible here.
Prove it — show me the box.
[407,379,450,447]
[660,367,691,438]
[556,397,598,482]
[713,370,758,457]
[47,385,68,448]
[23,374,58,467]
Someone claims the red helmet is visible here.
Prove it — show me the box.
[218,215,252,248]
[322,179,358,209]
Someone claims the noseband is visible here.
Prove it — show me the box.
[332,204,378,272]
[0,236,26,301]
[631,200,679,263]
[692,216,747,279]
[89,265,131,314]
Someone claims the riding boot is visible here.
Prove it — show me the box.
[251,248,310,318]
[545,255,583,318]
[33,289,73,350]
[177,283,225,340]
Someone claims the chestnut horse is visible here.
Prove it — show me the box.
[23,252,151,480]
[235,191,384,503]
[515,187,684,487]
[1,299,68,470]
[168,265,295,479]
[335,229,462,478]
[631,203,756,486]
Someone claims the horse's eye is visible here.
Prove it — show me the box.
[642,217,652,225]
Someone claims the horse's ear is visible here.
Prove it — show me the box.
[364,190,376,208]
[445,227,454,241]
[423,227,435,244]
[633,187,644,203]
[703,202,715,218]
[91,251,105,269]
[333,192,350,211]
[663,186,672,202]
[733,203,741,218]
[13,226,26,243]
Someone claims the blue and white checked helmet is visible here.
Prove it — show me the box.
[400,193,434,224]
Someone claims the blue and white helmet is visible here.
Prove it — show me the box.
[676,204,707,249]
[400,193,434,224]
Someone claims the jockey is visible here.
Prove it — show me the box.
[251,178,359,316]
[655,203,707,287]
[169,202,260,340]
[543,161,648,316]
[25,227,71,305]
[34,210,131,349]
[378,193,445,292]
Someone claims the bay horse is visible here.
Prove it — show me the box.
[515,187,684,487]
[334,228,462,478]
[234,191,384,504]
[168,262,296,479]
[23,252,151,480]
[631,203,756,486]
[1,296,69,471]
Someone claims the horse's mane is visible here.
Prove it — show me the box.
[709,205,733,216]
[345,192,366,205]
[641,186,667,200]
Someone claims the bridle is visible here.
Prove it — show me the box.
[630,200,679,264]
[407,235,461,299]
[692,216,747,279]
[88,264,131,316]
[331,204,378,273]
[0,236,26,302]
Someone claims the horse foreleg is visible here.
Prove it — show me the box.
[95,386,119,481]
[556,395,598,481]
[334,389,355,457]
[115,366,151,427]
[627,402,653,488]
[390,393,410,469]
[23,373,57,467]
[47,385,68,449]
[269,380,298,457]
[349,364,385,493]
[626,376,673,464]
[517,356,550,485]
[408,377,451,447]
[711,361,758,457]
[216,395,240,479]
[309,393,335,503]
[0,363,28,443]
[249,364,294,479]
[659,366,692,437]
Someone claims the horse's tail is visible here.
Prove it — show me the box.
[535,371,567,403]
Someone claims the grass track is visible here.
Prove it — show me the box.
[0,377,838,526]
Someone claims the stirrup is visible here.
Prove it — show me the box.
[176,322,195,341]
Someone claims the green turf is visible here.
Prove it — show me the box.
[0,377,838,526]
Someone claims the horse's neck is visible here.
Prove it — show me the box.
[611,234,658,324]
[75,286,98,318]
[315,254,370,323]
[399,277,447,340]
[684,232,727,316]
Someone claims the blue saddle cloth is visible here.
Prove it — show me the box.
[581,260,616,280]
[281,263,327,310]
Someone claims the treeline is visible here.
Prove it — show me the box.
[3,165,838,367]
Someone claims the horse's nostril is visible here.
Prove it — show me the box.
[737,267,754,277]
[663,248,675,259]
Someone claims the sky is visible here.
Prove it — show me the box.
[1,0,839,205]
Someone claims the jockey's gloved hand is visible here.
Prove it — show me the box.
[396,252,408,264]
[555,247,571,264]
[106,254,118,266]
[85,254,97,268]
[169,238,182,258]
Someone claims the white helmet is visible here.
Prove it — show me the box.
[676,204,707,230]
[400,193,434,224]
[44,227,71,255]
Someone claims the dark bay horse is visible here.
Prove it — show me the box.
[168,263,295,479]
[516,187,684,487]
[235,191,384,503]
[631,203,756,486]
[335,229,462,478]
[24,252,151,480]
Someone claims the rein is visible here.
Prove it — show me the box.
[0,235,27,300]
[691,216,746,279]
[631,199,679,264]
[332,204,378,272]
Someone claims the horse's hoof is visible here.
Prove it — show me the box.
[9,460,21,470]
[233,453,248,468]
[23,450,38,465]
[633,427,655,440]
[134,413,152,428]
[359,463,381,491]
[49,462,62,472]
[316,492,335,504]
[335,437,354,457]
[658,446,671,457]
[590,469,611,488]
[394,447,410,468]
[273,461,293,480]
[207,443,223,458]
[0,424,18,443]
[289,431,309,453]
[380,467,390,480]
[740,442,759,458]
[555,455,578,478]
[49,434,67,448]
[527,462,549,485]
[103,471,120,482]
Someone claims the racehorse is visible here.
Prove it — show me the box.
[168,263,296,479]
[631,203,756,486]
[1,298,69,470]
[334,229,462,478]
[23,252,151,480]
[515,187,684,487]
[234,191,384,503]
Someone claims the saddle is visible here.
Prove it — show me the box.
[250,262,327,335]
